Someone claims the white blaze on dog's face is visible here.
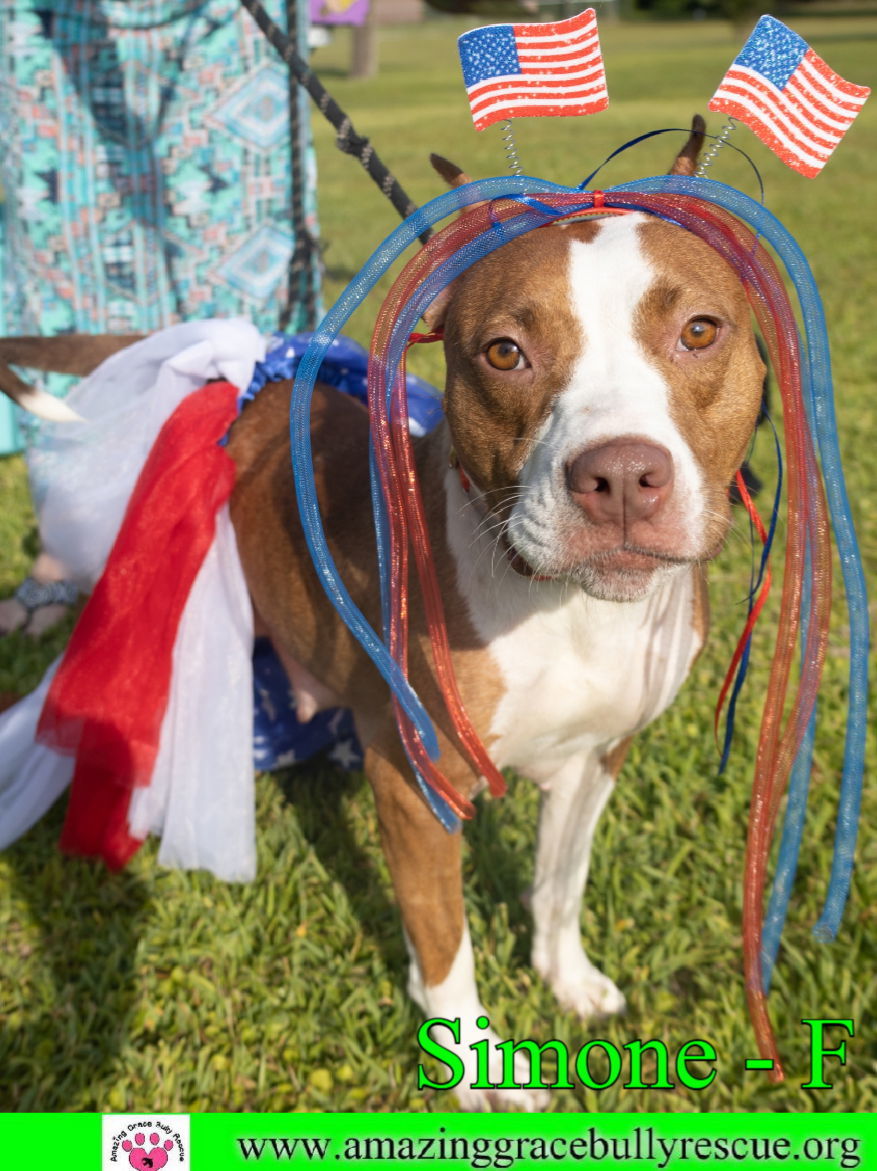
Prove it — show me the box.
[442,213,766,602]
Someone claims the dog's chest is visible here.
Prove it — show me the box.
[445,475,703,781]
[484,576,702,778]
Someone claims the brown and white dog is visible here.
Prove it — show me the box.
[1,125,765,1109]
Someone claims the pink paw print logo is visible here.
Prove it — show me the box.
[121,1133,174,1171]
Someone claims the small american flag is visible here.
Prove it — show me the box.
[458,8,608,133]
[708,15,870,178]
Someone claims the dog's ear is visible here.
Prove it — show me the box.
[423,154,476,330]
[430,153,473,189]
[422,286,453,332]
[669,114,706,176]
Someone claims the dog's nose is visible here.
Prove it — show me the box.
[565,440,674,527]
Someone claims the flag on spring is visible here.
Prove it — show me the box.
[708,14,870,178]
[458,8,608,132]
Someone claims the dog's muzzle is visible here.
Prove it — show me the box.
[565,439,674,529]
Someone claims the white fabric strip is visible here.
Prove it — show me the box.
[2,320,265,878]
[30,318,265,588]
[0,661,73,850]
[128,505,256,881]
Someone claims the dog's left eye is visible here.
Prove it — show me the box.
[485,339,525,371]
[679,318,719,351]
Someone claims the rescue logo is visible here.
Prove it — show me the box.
[102,1116,189,1171]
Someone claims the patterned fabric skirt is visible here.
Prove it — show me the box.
[0,0,319,451]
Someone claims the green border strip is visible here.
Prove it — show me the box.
[0,1112,875,1170]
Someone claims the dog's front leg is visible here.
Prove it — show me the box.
[531,744,630,1021]
[366,744,549,1111]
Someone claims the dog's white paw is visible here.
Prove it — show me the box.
[422,1016,551,1113]
[551,965,627,1021]
[452,1080,551,1113]
[534,938,626,1021]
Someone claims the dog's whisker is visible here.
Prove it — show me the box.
[472,525,509,566]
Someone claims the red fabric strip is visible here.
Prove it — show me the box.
[37,381,240,869]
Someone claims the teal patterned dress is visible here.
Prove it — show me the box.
[0,0,319,452]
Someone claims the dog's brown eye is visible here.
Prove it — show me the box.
[680,318,718,351]
[485,339,524,371]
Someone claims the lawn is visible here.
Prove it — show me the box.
[0,15,875,1113]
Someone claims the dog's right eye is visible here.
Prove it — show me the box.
[485,339,525,371]
[679,317,719,351]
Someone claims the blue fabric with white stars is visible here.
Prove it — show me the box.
[458,25,521,87]
[249,332,444,774]
[252,637,363,774]
[735,15,807,91]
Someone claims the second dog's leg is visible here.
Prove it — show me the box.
[366,746,549,1110]
[530,745,630,1020]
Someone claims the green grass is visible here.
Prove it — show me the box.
[1,17,875,1113]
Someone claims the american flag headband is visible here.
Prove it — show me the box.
[289,171,868,1080]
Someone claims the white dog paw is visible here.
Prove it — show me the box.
[552,968,627,1021]
[534,941,626,1021]
[452,1081,551,1113]
[420,1015,552,1112]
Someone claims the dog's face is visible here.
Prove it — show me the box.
[441,213,766,602]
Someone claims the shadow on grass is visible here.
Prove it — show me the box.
[272,761,408,974]
[465,787,535,957]
[0,623,153,1109]
[272,762,537,980]
[0,801,150,1111]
